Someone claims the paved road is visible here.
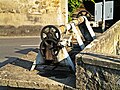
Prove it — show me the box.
[0,36,40,65]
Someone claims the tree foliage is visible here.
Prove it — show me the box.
[68,0,95,21]
[68,0,81,12]
[68,0,82,21]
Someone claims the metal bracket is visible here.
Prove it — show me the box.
[71,22,85,50]
[30,50,44,71]
[83,16,96,39]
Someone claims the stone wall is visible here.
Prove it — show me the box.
[82,21,120,55]
[0,25,42,36]
[0,0,67,26]
[76,21,120,90]
[76,60,120,90]
[0,0,67,36]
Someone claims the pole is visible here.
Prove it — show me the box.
[102,0,105,32]
[65,0,68,25]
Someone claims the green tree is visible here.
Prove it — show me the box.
[68,0,82,21]
[68,0,95,21]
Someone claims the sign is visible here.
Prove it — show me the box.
[95,2,102,21]
[95,1,114,21]
[105,1,114,20]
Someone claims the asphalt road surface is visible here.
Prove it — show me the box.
[0,36,40,66]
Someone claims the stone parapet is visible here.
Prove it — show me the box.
[81,20,120,55]
[76,20,120,90]
[76,60,120,90]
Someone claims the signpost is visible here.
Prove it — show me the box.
[102,0,105,31]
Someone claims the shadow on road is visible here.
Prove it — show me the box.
[11,58,33,70]
[0,57,17,68]
[0,48,37,68]
[15,48,38,55]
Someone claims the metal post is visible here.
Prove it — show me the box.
[31,50,44,71]
[102,0,105,32]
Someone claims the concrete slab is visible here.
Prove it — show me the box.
[0,51,75,90]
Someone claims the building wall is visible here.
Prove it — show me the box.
[0,0,67,26]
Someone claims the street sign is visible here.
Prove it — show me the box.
[105,1,114,20]
[95,1,114,21]
[95,2,102,21]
